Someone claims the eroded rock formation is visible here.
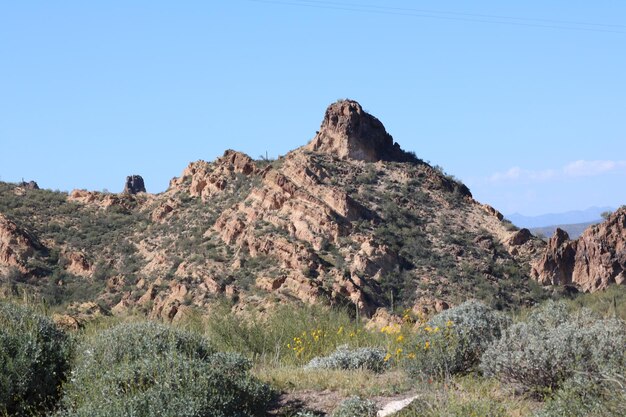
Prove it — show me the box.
[305,99,417,162]
[0,213,43,274]
[124,175,146,194]
[531,208,626,291]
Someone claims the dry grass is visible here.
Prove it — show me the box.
[255,366,413,397]
[394,375,540,417]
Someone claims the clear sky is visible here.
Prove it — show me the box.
[1,1,624,216]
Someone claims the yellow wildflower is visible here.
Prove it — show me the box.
[396,334,404,343]
[384,353,392,362]
[424,341,430,350]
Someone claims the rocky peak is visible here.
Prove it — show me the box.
[305,100,416,162]
[124,175,146,194]
[531,208,626,291]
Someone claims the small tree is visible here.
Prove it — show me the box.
[600,211,612,221]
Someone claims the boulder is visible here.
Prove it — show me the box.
[123,175,146,194]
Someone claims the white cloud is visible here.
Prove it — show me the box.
[488,160,626,183]
[563,160,626,177]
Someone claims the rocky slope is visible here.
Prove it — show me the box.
[0,100,551,321]
[531,207,626,291]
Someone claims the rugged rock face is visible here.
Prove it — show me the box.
[169,150,258,200]
[68,189,146,212]
[305,100,417,163]
[0,213,43,274]
[124,175,146,194]
[531,208,626,291]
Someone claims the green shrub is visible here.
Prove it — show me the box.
[57,322,273,417]
[481,300,626,394]
[306,345,388,373]
[537,372,626,417]
[0,302,71,416]
[332,396,377,417]
[406,300,510,379]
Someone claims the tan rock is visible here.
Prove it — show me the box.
[0,213,42,273]
[531,208,626,292]
[256,275,286,291]
[365,308,403,331]
[352,239,398,279]
[481,204,504,220]
[507,228,532,246]
[305,99,415,162]
[63,250,93,277]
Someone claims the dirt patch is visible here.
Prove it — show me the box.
[270,389,419,416]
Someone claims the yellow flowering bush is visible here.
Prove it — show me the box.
[286,325,367,364]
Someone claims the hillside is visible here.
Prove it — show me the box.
[1,100,548,321]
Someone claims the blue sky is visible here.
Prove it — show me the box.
[1,1,624,216]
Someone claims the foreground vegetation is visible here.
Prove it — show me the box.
[1,286,625,416]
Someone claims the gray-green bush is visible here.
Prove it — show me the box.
[407,300,510,379]
[481,300,626,394]
[0,302,71,416]
[537,372,626,417]
[332,396,377,417]
[57,322,273,417]
[306,345,388,373]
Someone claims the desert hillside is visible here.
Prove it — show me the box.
[2,100,624,324]
[0,100,554,321]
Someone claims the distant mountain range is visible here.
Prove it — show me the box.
[530,221,598,240]
[506,206,613,229]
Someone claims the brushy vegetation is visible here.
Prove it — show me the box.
[405,300,511,380]
[0,302,71,417]
[202,303,379,366]
[481,300,626,396]
[537,372,626,417]
[332,396,377,417]
[306,345,388,373]
[56,322,273,417]
[1,288,625,416]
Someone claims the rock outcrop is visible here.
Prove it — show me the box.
[305,100,417,163]
[531,208,626,291]
[0,213,43,273]
[18,180,39,190]
[124,175,146,194]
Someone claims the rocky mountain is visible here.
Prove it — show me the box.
[0,100,574,322]
[531,206,626,292]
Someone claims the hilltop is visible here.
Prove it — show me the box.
[0,99,598,323]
